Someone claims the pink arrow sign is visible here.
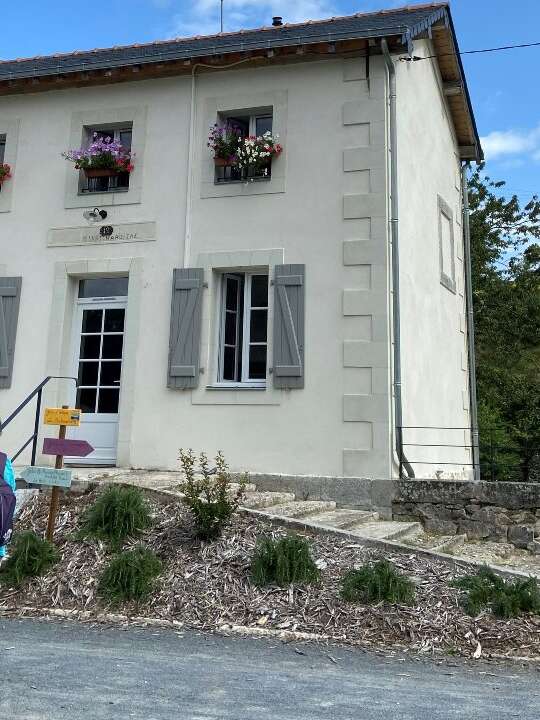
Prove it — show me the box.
[42,438,94,458]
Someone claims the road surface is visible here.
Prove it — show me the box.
[1,618,539,719]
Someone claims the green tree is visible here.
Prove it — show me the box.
[468,167,540,481]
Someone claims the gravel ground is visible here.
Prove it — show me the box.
[1,488,540,659]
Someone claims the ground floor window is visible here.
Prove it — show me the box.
[218,271,268,385]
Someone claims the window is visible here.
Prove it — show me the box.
[0,135,5,193]
[215,112,274,184]
[438,196,456,293]
[217,272,269,385]
[81,125,132,194]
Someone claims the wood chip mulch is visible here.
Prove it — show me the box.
[1,489,540,659]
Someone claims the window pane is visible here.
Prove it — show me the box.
[255,116,273,136]
[102,335,124,359]
[91,128,115,143]
[104,308,125,333]
[227,116,249,137]
[225,277,239,310]
[250,275,268,308]
[77,388,97,413]
[81,309,102,333]
[78,277,129,298]
[98,389,120,414]
[224,311,237,345]
[100,361,122,386]
[249,345,267,380]
[223,346,236,381]
[78,361,99,386]
[250,310,267,343]
[119,130,132,150]
[0,136,5,164]
[79,335,101,360]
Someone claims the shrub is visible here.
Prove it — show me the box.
[452,566,540,618]
[0,531,59,586]
[179,449,245,540]
[340,560,415,605]
[99,546,162,604]
[80,485,152,549]
[251,534,321,587]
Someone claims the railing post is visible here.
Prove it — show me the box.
[31,388,42,467]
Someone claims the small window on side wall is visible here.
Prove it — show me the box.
[438,196,456,293]
[210,110,281,184]
[79,125,133,194]
[217,271,268,385]
[0,135,6,193]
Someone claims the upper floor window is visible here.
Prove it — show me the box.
[0,135,7,193]
[81,126,133,194]
[209,111,282,184]
[217,271,268,386]
[438,196,456,293]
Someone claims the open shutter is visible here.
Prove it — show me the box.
[273,264,305,389]
[0,277,22,390]
[167,268,204,390]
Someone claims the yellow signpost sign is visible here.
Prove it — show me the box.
[44,407,81,427]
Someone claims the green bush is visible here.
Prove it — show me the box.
[452,566,540,618]
[340,560,415,605]
[80,485,152,549]
[179,449,245,540]
[0,531,59,586]
[251,534,321,587]
[99,546,162,604]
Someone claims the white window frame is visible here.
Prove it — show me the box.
[80,124,133,195]
[217,270,268,387]
[438,195,456,293]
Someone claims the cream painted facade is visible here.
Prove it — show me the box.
[0,43,474,481]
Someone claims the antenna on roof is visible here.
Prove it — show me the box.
[220,0,224,33]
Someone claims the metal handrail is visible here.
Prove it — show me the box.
[0,375,77,465]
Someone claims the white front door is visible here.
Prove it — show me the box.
[66,294,127,465]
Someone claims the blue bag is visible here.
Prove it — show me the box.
[0,452,16,553]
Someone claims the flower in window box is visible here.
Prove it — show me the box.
[0,163,12,183]
[235,131,282,175]
[63,133,134,178]
[208,122,242,165]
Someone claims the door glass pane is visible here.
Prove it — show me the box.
[250,310,267,343]
[77,388,97,413]
[100,361,122,386]
[104,308,125,333]
[81,309,102,333]
[79,334,101,360]
[78,277,129,298]
[102,334,124,359]
[249,345,267,379]
[255,116,273,136]
[78,361,99,386]
[250,275,268,307]
[98,389,120,414]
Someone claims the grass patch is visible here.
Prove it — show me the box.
[80,485,152,549]
[99,546,162,604]
[340,560,415,605]
[251,534,321,587]
[0,531,59,586]
[452,566,540,618]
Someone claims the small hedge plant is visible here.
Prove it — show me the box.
[340,560,415,605]
[80,485,152,549]
[179,449,245,540]
[452,566,540,619]
[0,531,59,586]
[251,534,320,587]
[99,546,162,604]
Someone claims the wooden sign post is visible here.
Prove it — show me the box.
[46,406,68,542]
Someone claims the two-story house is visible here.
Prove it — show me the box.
[0,3,482,496]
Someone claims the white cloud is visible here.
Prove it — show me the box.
[481,125,540,160]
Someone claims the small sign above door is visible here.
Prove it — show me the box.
[47,221,156,247]
[44,407,81,426]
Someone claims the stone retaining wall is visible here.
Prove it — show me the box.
[392,479,540,551]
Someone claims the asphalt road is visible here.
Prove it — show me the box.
[1,618,539,719]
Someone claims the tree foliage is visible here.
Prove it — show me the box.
[469,166,540,480]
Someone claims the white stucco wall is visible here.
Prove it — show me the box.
[396,40,472,479]
[0,56,393,480]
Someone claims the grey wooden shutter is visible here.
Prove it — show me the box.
[273,264,305,389]
[0,277,22,390]
[167,268,204,390]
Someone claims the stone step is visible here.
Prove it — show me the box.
[351,521,423,542]
[430,533,467,554]
[262,500,337,519]
[241,491,296,509]
[308,509,379,529]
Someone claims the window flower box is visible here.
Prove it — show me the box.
[63,133,134,176]
[209,121,282,183]
[0,163,12,184]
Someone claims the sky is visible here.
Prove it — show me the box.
[2,0,539,202]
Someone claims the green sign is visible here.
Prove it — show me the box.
[20,466,72,488]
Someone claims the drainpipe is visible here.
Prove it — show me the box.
[381,38,414,479]
[461,164,480,480]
